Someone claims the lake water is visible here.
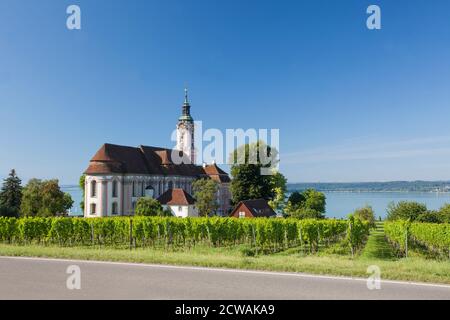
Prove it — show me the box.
[321,191,450,219]
[62,186,450,219]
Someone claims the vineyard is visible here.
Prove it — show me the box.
[0,216,370,254]
[384,220,450,258]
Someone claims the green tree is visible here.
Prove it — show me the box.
[229,141,278,204]
[270,171,287,194]
[386,201,428,221]
[135,197,166,216]
[192,178,219,217]
[79,174,85,212]
[0,169,22,217]
[353,205,376,227]
[268,187,285,213]
[20,179,73,217]
[285,189,326,219]
[437,203,450,223]
[303,189,326,214]
[268,171,287,212]
[285,191,306,212]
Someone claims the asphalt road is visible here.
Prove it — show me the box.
[0,256,449,300]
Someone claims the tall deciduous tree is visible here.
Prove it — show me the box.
[192,178,219,217]
[303,189,326,214]
[268,171,287,212]
[0,169,23,217]
[20,179,73,217]
[229,141,279,204]
[285,189,326,219]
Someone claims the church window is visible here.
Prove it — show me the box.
[91,181,97,197]
[112,181,118,198]
[168,181,174,190]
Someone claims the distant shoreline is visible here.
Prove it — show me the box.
[287,181,450,193]
[63,181,450,194]
[287,190,450,194]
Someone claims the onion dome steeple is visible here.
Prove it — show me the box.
[179,88,193,122]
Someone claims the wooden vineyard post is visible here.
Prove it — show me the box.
[252,224,257,255]
[299,225,303,256]
[405,227,408,258]
[90,222,94,246]
[349,221,354,259]
[129,218,133,250]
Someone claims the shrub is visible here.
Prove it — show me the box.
[353,206,376,228]
[386,201,427,221]
[135,197,165,216]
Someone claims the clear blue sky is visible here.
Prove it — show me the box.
[1,0,450,184]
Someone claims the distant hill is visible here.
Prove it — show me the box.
[287,181,450,192]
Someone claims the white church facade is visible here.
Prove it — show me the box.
[83,90,231,217]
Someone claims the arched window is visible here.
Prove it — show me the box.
[112,181,118,198]
[141,182,145,197]
[112,202,118,215]
[91,181,97,197]
[168,181,174,190]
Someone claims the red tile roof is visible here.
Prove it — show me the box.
[230,199,276,217]
[85,143,230,181]
[157,188,196,205]
[203,164,231,183]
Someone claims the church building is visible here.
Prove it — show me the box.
[83,90,231,217]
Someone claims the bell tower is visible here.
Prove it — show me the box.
[176,88,196,164]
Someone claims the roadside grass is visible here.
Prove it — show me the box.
[360,221,396,260]
[0,243,449,284]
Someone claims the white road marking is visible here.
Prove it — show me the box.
[1,255,449,289]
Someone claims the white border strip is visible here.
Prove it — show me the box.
[1,255,450,289]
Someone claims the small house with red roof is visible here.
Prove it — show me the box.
[157,188,198,217]
[230,199,276,218]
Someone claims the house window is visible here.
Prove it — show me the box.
[239,211,245,218]
[90,203,96,215]
[112,181,118,198]
[178,206,182,212]
[112,202,118,215]
[141,183,145,196]
[91,181,97,197]
[132,201,137,211]
[168,181,174,190]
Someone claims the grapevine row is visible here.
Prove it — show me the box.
[384,220,450,258]
[0,216,369,253]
